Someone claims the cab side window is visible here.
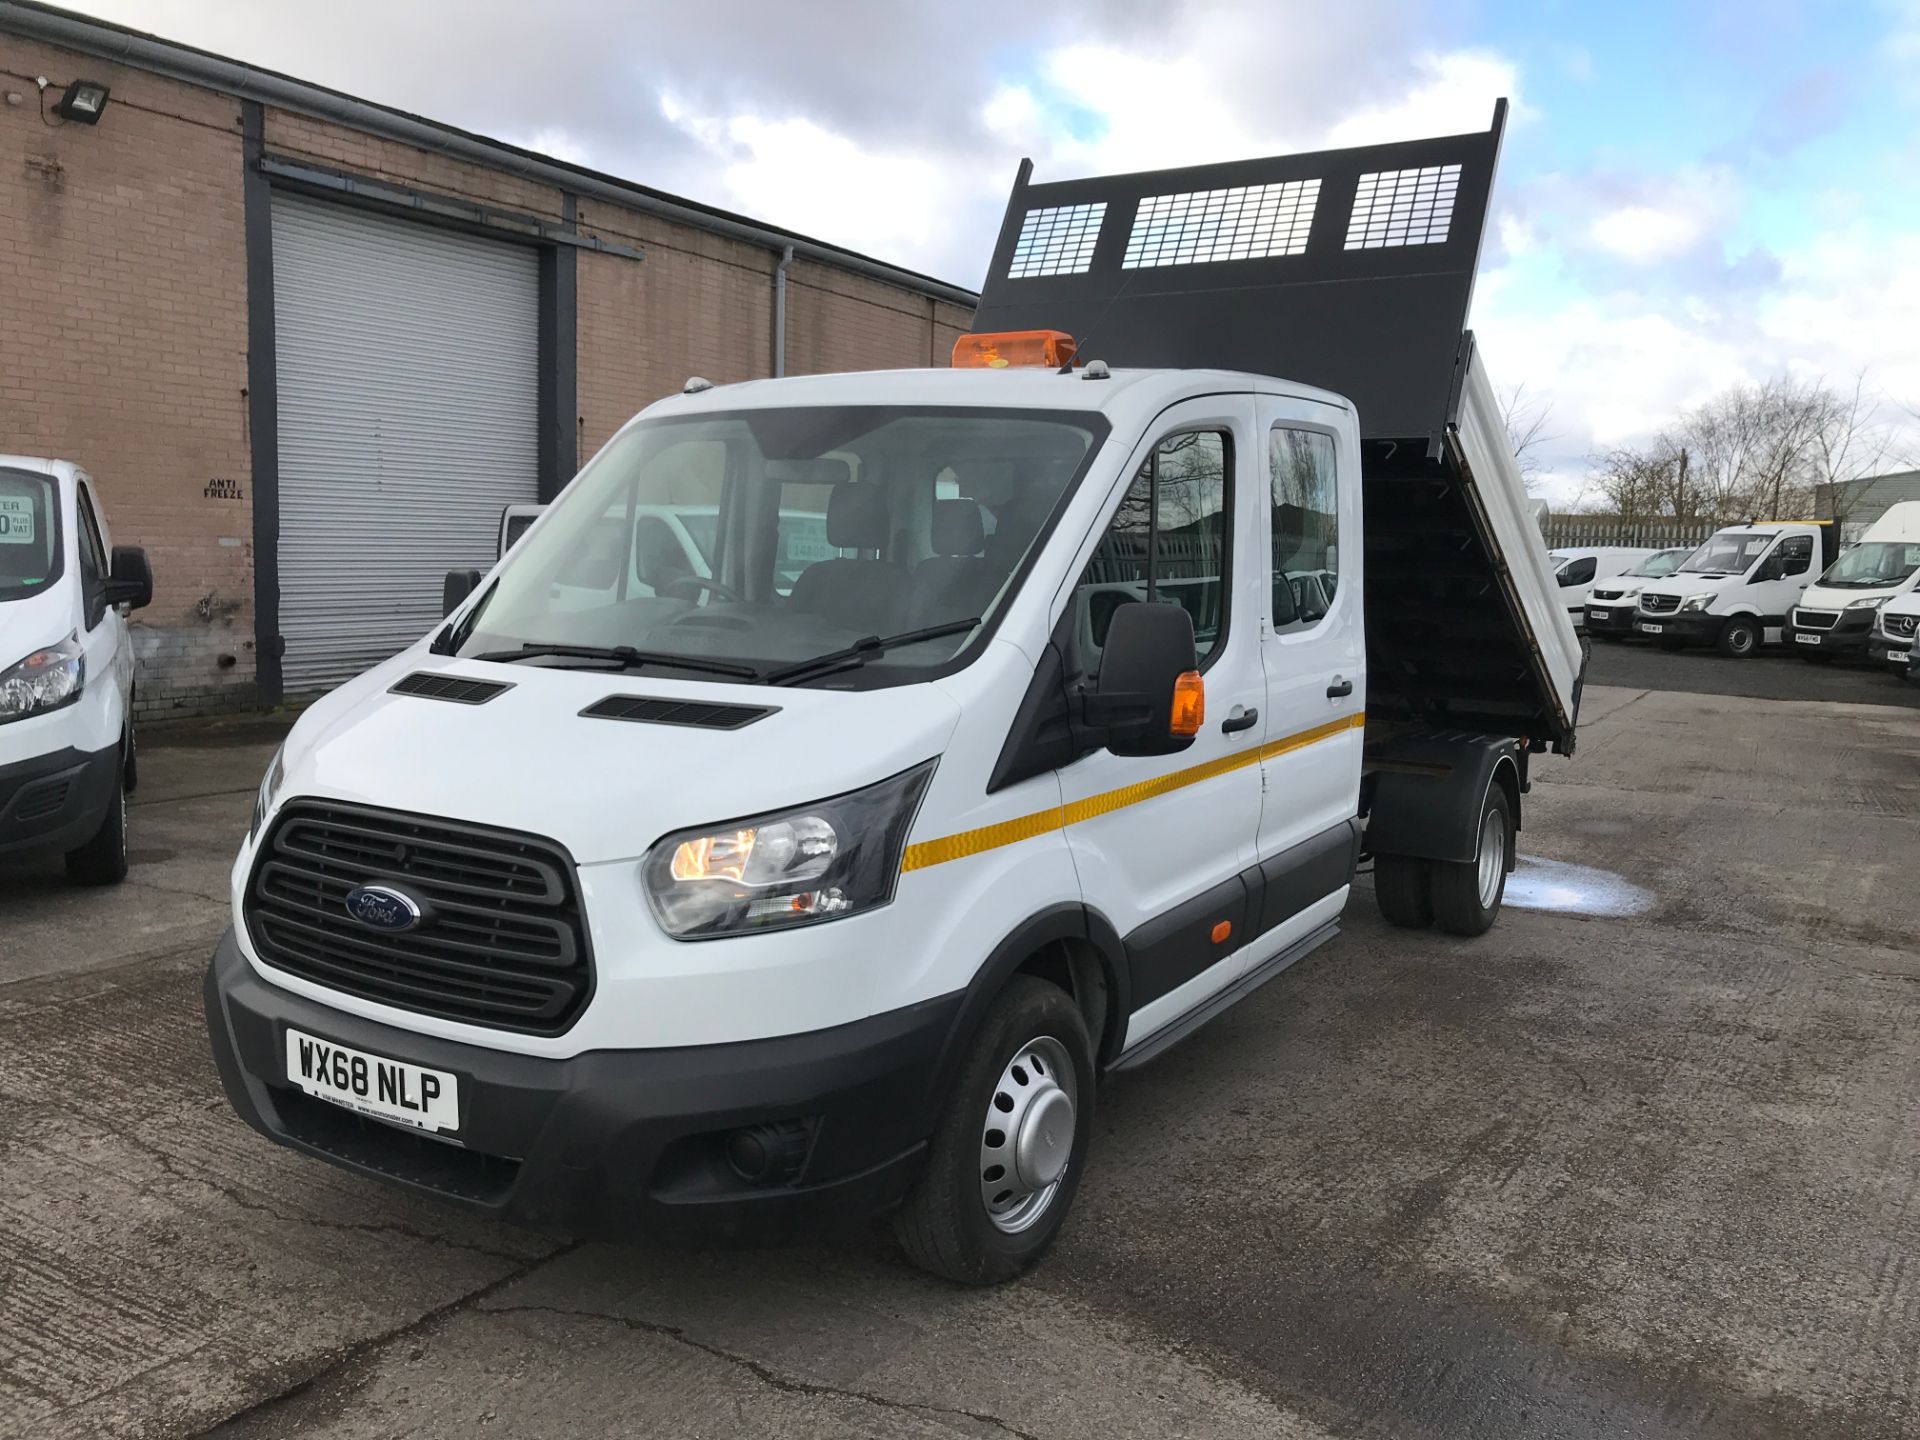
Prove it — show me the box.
[75,487,109,627]
[1075,430,1230,680]
[1775,536,1812,576]
[1268,428,1338,632]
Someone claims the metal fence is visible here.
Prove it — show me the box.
[1543,517,1716,551]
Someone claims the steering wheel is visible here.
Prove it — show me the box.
[661,574,745,604]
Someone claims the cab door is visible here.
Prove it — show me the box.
[1249,397,1365,963]
[1056,400,1269,1049]
[1753,533,1814,636]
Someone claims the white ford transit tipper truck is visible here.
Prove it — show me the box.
[1785,502,1920,661]
[1635,521,1838,657]
[205,107,1586,1283]
[0,457,153,883]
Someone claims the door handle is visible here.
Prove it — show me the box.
[1221,705,1259,735]
[1326,677,1354,699]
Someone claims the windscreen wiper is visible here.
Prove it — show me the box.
[471,642,762,679]
[763,619,982,687]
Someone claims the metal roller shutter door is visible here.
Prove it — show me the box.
[272,193,539,693]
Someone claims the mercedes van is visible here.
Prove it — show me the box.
[1785,502,1920,660]
[0,457,153,883]
[204,110,1585,1283]
[1635,521,1838,657]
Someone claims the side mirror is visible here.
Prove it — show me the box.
[1081,602,1202,757]
[104,546,153,610]
[443,568,483,618]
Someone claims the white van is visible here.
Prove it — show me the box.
[1635,521,1838,657]
[202,124,1585,1283]
[1547,547,1659,627]
[0,457,153,883]
[1785,502,1920,661]
[1581,547,1690,638]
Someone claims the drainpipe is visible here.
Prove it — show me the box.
[772,245,794,378]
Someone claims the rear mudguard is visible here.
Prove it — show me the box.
[1363,732,1524,866]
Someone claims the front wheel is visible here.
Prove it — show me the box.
[1717,616,1760,658]
[1430,784,1511,937]
[893,977,1094,1285]
[66,763,129,885]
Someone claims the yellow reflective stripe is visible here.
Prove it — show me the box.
[900,711,1364,873]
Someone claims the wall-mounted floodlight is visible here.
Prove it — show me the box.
[53,79,110,124]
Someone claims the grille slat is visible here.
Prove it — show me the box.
[246,801,592,1035]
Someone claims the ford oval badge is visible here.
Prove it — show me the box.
[344,884,424,932]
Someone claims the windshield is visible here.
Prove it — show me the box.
[1817,540,1920,590]
[1627,549,1684,578]
[0,469,62,603]
[457,406,1108,686]
[1679,532,1775,576]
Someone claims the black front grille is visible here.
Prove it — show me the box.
[1591,588,1624,602]
[1886,613,1918,639]
[1640,593,1681,615]
[581,694,778,730]
[246,801,592,1035]
[389,671,514,705]
[1793,608,1838,631]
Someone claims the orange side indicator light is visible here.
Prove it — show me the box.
[951,329,1078,369]
[1210,920,1233,945]
[1169,670,1205,738]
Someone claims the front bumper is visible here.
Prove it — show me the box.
[204,929,962,1241]
[1633,611,1721,644]
[0,743,117,858]
[1786,611,1874,657]
[1584,603,1640,635]
[1869,636,1913,671]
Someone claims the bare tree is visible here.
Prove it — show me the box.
[1500,382,1557,494]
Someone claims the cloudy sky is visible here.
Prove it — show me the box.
[65,0,1920,504]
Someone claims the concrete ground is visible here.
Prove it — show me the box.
[2,648,1916,1439]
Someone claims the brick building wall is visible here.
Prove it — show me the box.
[1,36,256,719]
[1,25,976,718]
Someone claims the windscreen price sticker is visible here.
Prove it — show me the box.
[0,497,33,545]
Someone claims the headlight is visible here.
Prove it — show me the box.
[0,635,85,725]
[643,761,935,939]
[1679,593,1716,612]
[1847,596,1888,610]
[249,744,286,841]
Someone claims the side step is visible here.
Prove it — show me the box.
[1108,921,1340,1073]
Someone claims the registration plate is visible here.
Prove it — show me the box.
[1795,632,1821,645]
[1892,651,1910,665]
[285,1028,460,1134]
[1589,609,1608,622]
[1638,622,1664,634]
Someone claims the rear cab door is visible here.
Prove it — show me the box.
[1250,394,1365,966]
[1056,396,1269,1049]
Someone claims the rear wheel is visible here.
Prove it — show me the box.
[1717,616,1760,658]
[1430,785,1511,937]
[894,977,1094,1285]
[66,761,129,886]
[1373,855,1433,929]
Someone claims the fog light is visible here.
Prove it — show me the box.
[725,1119,815,1186]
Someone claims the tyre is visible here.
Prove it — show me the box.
[66,762,129,886]
[1373,854,1433,928]
[1716,616,1759,658]
[894,976,1094,1285]
[1430,784,1511,937]
[123,714,139,794]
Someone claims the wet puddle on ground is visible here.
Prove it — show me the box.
[1506,856,1655,917]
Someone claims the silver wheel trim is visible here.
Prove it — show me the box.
[979,1035,1076,1235]
[1476,805,1505,909]
[1729,623,1754,654]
